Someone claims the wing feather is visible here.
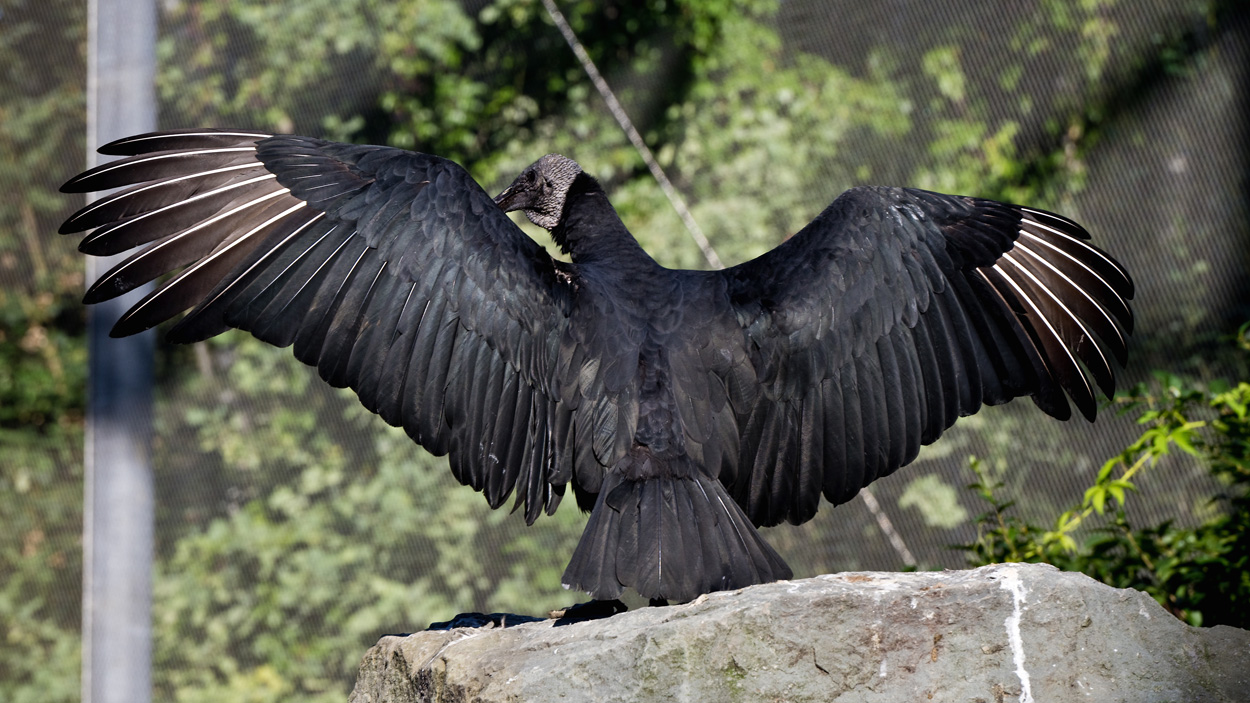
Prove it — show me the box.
[910,316,944,442]
[344,270,407,401]
[716,186,1133,525]
[62,129,576,519]
[792,388,824,525]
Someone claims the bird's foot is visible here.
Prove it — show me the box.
[550,598,629,625]
[424,598,635,630]
[425,611,546,630]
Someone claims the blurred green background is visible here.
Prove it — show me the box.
[2,0,1248,700]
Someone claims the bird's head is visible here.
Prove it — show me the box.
[493,154,583,231]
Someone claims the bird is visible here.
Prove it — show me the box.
[61,128,1134,605]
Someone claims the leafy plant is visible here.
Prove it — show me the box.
[962,326,1250,628]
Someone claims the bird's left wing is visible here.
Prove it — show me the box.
[709,186,1133,527]
[61,129,577,522]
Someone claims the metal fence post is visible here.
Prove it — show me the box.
[82,0,157,701]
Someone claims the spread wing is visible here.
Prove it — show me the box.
[61,129,577,522]
[714,186,1134,527]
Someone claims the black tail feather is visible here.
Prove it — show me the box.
[563,471,792,603]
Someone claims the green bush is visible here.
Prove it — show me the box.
[961,326,1250,628]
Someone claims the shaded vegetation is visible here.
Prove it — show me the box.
[962,327,1250,629]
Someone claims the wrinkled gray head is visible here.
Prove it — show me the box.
[492,154,583,231]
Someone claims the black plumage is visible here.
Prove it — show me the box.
[61,129,1134,604]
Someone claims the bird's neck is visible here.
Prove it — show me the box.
[554,173,656,269]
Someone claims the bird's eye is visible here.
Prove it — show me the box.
[526,171,537,185]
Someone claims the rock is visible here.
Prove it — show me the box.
[348,563,1250,703]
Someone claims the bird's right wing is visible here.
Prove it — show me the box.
[61,129,577,522]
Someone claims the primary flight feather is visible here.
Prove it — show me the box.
[62,129,1134,603]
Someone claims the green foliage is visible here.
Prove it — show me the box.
[0,0,86,700]
[962,328,1250,628]
[899,474,968,530]
[148,337,590,702]
[0,425,82,703]
[156,0,478,135]
[669,11,910,265]
[0,0,88,432]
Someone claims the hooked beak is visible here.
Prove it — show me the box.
[493,183,524,213]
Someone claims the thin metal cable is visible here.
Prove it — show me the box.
[858,486,917,568]
[540,0,723,269]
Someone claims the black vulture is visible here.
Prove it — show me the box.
[61,129,1133,604]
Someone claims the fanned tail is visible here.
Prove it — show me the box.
[563,469,792,603]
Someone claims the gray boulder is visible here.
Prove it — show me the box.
[349,563,1250,703]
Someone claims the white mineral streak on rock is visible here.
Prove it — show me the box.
[999,567,1035,703]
